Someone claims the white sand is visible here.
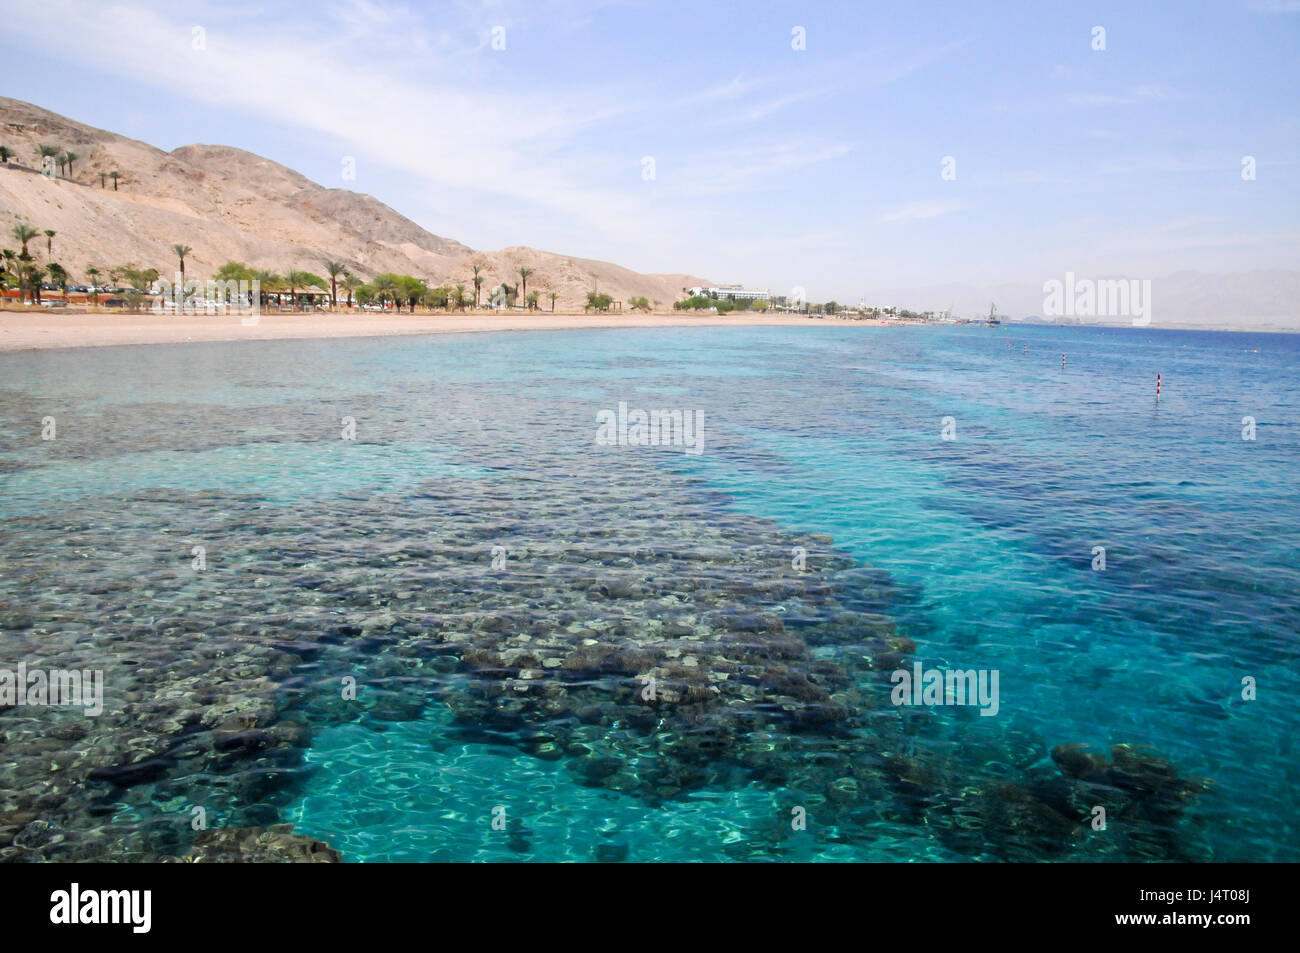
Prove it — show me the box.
[0,308,882,352]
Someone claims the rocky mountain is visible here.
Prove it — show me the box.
[0,97,706,308]
[869,273,1300,331]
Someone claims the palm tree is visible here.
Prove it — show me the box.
[99,171,107,188]
[454,283,467,311]
[86,267,101,306]
[62,151,79,177]
[518,266,534,303]
[342,271,361,309]
[47,262,68,296]
[23,264,46,305]
[371,274,399,311]
[253,270,280,310]
[11,224,38,260]
[324,260,346,308]
[471,264,485,308]
[549,291,557,312]
[284,270,301,310]
[37,144,59,168]
[109,171,121,191]
[11,261,25,304]
[117,265,160,312]
[407,277,430,313]
[44,230,56,257]
[0,146,13,164]
[284,269,322,310]
[172,244,192,308]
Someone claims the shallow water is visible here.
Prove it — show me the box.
[0,324,1296,862]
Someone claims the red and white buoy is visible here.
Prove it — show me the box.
[1156,373,1161,402]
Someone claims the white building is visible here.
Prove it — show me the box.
[687,284,772,302]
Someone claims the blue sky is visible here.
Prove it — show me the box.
[1,0,1296,305]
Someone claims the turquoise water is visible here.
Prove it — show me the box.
[0,325,1296,862]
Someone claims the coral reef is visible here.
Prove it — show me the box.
[0,384,1216,863]
[168,825,341,863]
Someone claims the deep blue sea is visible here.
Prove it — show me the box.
[0,323,1296,862]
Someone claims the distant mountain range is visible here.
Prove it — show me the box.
[871,272,1300,332]
[0,97,707,308]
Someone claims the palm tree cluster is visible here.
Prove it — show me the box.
[210,261,330,310]
[204,258,550,315]
[479,263,551,311]
[0,220,175,311]
[0,217,567,317]
[35,144,82,178]
[355,273,468,312]
[2,222,55,305]
[0,141,119,187]
[2,227,205,310]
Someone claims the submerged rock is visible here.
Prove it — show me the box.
[171,825,342,863]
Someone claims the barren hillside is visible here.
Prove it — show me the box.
[0,97,706,308]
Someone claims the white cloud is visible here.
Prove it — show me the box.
[678,142,853,195]
[877,201,970,225]
[3,0,661,242]
[1069,86,1167,106]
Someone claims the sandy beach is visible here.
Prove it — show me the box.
[0,308,869,352]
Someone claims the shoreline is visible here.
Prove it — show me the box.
[2,308,1283,354]
[0,308,898,353]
